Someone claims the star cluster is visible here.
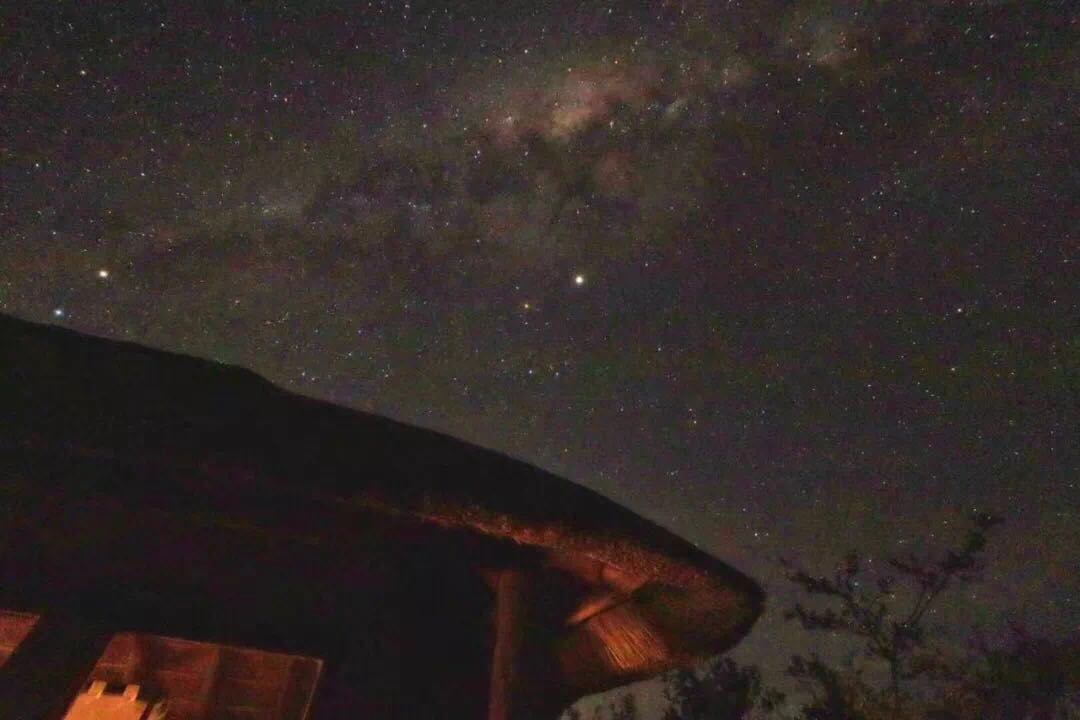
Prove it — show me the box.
[1,0,1076,710]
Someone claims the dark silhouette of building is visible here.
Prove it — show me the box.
[0,313,763,719]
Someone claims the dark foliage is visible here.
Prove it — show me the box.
[571,511,1077,720]
[781,512,1002,717]
[662,657,782,720]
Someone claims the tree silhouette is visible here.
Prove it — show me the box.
[663,656,781,720]
[562,692,638,720]
[927,625,1080,720]
[782,512,1003,718]
[567,511,1077,720]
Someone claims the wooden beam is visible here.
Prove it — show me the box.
[487,569,573,720]
[0,613,112,720]
[269,656,294,720]
[192,645,222,720]
[120,633,148,686]
[278,656,322,720]
[488,569,527,720]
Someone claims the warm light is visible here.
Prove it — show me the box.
[64,682,156,720]
[583,605,667,672]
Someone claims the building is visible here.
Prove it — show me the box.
[0,313,763,719]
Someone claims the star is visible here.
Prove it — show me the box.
[574,274,586,286]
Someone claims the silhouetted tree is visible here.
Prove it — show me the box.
[662,656,784,719]
[927,625,1080,720]
[562,692,638,720]
[610,694,639,720]
[570,511,1077,720]
[782,512,1003,718]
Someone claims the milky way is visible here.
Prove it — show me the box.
[1,0,1076,713]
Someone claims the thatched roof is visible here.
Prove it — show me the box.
[0,313,763,699]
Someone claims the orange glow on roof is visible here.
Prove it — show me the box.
[0,611,39,668]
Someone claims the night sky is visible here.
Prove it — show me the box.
[1,0,1077,713]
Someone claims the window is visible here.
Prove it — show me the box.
[64,633,322,720]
